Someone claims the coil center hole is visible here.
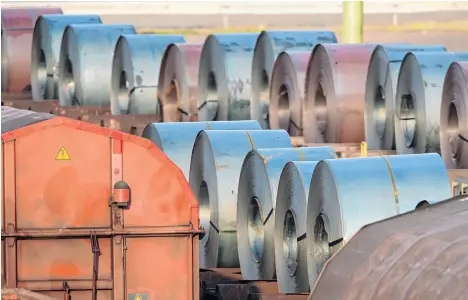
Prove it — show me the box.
[63,57,75,101]
[278,84,291,131]
[37,49,47,97]
[400,93,416,147]
[315,83,327,136]
[164,78,181,121]
[199,181,211,246]
[260,69,269,101]
[313,214,330,277]
[248,197,265,263]
[283,209,298,276]
[374,85,387,139]
[447,102,460,158]
[118,71,129,113]
[207,71,217,101]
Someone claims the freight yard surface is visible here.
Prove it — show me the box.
[1,2,468,300]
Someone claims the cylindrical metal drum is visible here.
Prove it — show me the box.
[142,120,261,179]
[58,24,136,107]
[303,44,376,143]
[237,147,336,281]
[395,51,468,154]
[31,14,102,101]
[364,44,447,150]
[189,129,291,268]
[306,153,451,286]
[110,34,186,115]
[269,51,311,137]
[441,61,468,169]
[1,7,63,93]
[197,33,259,121]
[251,30,337,129]
[275,161,319,293]
[158,43,203,122]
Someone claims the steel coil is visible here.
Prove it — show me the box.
[189,129,291,268]
[275,161,319,293]
[269,51,310,137]
[31,15,102,101]
[237,147,336,281]
[303,44,376,143]
[197,33,260,121]
[395,51,468,154]
[364,44,447,150]
[441,61,468,169]
[141,120,261,179]
[58,24,136,107]
[251,30,337,129]
[306,153,451,286]
[110,34,186,115]
[158,43,203,122]
[1,7,63,93]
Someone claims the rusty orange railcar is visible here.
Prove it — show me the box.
[1,106,201,300]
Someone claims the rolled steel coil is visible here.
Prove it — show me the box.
[189,129,292,268]
[31,15,102,101]
[197,33,259,121]
[158,43,203,122]
[441,61,468,169]
[251,30,337,129]
[141,120,261,179]
[275,161,319,293]
[303,44,376,143]
[58,24,136,107]
[237,147,336,281]
[364,44,447,150]
[306,153,451,286]
[395,51,468,154]
[110,34,186,115]
[1,7,63,93]
[269,51,311,137]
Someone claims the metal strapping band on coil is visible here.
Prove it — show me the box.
[197,33,259,121]
[189,129,291,268]
[381,156,400,214]
[141,120,261,179]
[364,44,447,150]
[58,24,136,107]
[1,7,63,93]
[275,161,320,293]
[269,51,310,137]
[306,153,451,287]
[440,61,468,169]
[158,43,203,122]
[237,147,335,281]
[31,14,102,101]
[303,44,376,144]
[395,51,468,155]
[251,30,337,129]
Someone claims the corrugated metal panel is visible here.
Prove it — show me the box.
[1,106,55,133]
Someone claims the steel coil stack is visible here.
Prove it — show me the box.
[58,24,136,107]
[158,43,204,122]
[197,33,259,121]
[395,51,468,155]
[189,129,291,268]
[31,15,103,101]
[364,44,447,150]
[141,120,261,179]
[251,30,337,129]
[110,34,186,115]
[440,61,468,170]
[306,153,451,286]
[237,147,336,281]
[1,7,63,93]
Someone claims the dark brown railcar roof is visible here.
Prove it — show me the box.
[1,106,55,133]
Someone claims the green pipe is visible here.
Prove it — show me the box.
[342,1,363,43]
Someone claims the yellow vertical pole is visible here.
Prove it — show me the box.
[342,1,364,43]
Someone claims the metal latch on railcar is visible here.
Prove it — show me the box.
[109,181,131,208]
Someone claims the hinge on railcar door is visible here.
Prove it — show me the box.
[63,281,70,300]
[90,231,100,300]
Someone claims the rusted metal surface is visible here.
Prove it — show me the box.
[159,43,203,122]
[309,195,468,300]
[1,107,201,300]
[303,44,376,143]
[2,99,59,114]
[441,61,468,169]
[1,288,59,300]
[77,114,159,136]
[269,51,310,137]
[1,7,63,94]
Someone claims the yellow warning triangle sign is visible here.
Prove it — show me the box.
[55,146,71,160]
[134,295,143,300]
